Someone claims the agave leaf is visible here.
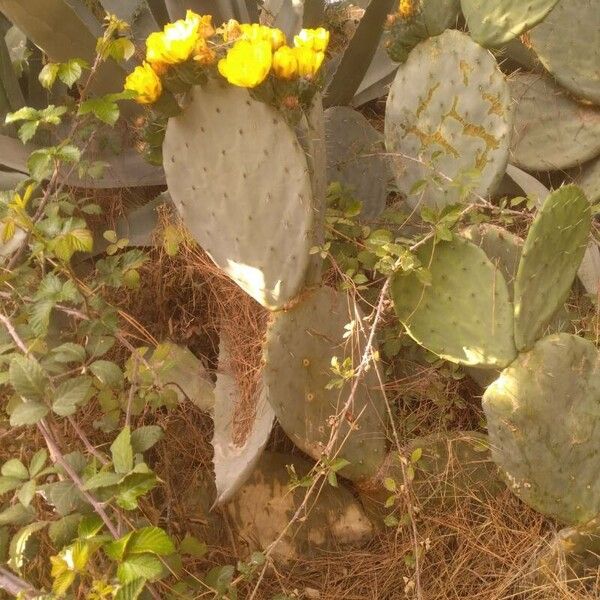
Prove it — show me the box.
[324,0,395,107]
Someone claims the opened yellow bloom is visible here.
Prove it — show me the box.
[124,62,162,104]
[294,47,325,79]
[239,23,286,50]
[294,27,329,52]
[146,10,201,65]
[272,45,298,80]
[398,0,418,18]
[218,39,272,88]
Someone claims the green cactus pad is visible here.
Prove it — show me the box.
[461,0,559,47]
[529,0,600,104]
[228,452,374,561]
[385,30,512,210]
[359,432,502,524]
[391,237,516,367]
[483,333,600,525]
[324,106,390,220]
[163,81,316,310]
[385,0,460,63]
[509,73,600,171]
[263,286,388,482]
[514,185,590,351]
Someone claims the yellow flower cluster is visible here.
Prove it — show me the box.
[125,10,216,104]
[219,26,330,88]
[123,13,330,101]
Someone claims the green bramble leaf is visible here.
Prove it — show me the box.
[90,360,123,389]
[52,376,93,417]
[117,554,164,584]
[127,527,175,556]
[9,356,47,402]
[58,59,87,87]
[111,427,133,475]
[39,63,60,89]
[78,96,120,126]
[130,426,163,454]
[10,402,49,427]
[1,459,29,481]
[8,520,47,572]
[16,479,36,507]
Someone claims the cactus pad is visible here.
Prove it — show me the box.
[514,185,590,351]
[212,337,274,505]
[263,286,388,482]
[391,237,516,367]
[529,0,600,104]
[228,452,374,560]
[163,81,316,310]
[509,73,600,171]
[577,156,600,205]
[325,106,390,220]
[461,0,559,47]
[483,333,600,525]
[385,30,512,210]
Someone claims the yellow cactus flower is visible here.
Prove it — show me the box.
[194,37,217,65]
[293,27,330,53]
[218,39,272,88]
[239,23,286,50]
[272,45,298,80]
[221,19,243,42]
[146,10,201,65]
[294,47,325,79]
[398,0,418,19]
[124,62,163,104]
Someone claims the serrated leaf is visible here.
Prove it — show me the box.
[78,96,120,126]
[28,449,48,478]
[10,401,49,426]
[0,503,35,526]
[18,120,39,143]
[40,481,87,516]
[114,578,146,600]
[78,514,103,539]
[130,426,163,454]
[48,514,81,547]
[52,376,92,417]
[111,427,133,475]
[9,355,47,401]
[58,59,84,87]
[90,360,123,389]
[82,471,123,491]
[114,471,157,510]
[27,149,53,181]
[39,63,60,89]
[0,477,23,495]
[1,459,29,480]
[49,343,86,364]
[117,554,163,584]
[127,527,175,557]
[8,520,47,572]
[17,479,36,507]
[56,144,81,163]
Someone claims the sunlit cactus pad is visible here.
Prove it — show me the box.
[514,185,590,351]
[385,29,511,210]
[228,452,374,560]
[391,237,516,367]
[461,0,559,47]
[324,106,390,220]
[263,286,388,482]
[483,333,600,525]
[509,72,600,171]
[163,81,316,310]
[529,0,600,104]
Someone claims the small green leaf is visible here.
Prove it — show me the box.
[56,145,81,163]
[0,477,23,495]
[78,514,104,539]
[130,426,163,454]
[27,149,53,181]
[111,427,133,475]
[9,356,47,402]
[383,477,397,493]
[10,402,49,426]
[78,97,120,126]
[39,63,60,89]
[83,471,123,491]
[16,480,36,507]
[204,565,235,595]
[48,514,81,547]
[0,504,35,526]
[383,514,399,527]
[410,448,422,463]
[8,520,47,572]
[28,449,48,478]
[114,578,146,600]
[58,59,85,87]
[52,376,92,417]
[18,121,39,144]
[90,360,123,389]
[48,343,86,364]
[1,459,29,481]
[117,554,164,584]
[127,527,175,557]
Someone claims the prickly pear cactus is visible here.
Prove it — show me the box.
[483,333,600,525]
[461,0,559,47]
[514,185,590,351]
[391,237,517,367]
[228,452,374,561]
[263,286,388,482]
[359,432,502,525]
[577,156,600,205]
[385,0,460,63]
[509,72,600,171]
[212,337,274,505]
[529,0,600,104]
[163,80,320,310]
[325,106,390,220]
[385,30,512,210]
